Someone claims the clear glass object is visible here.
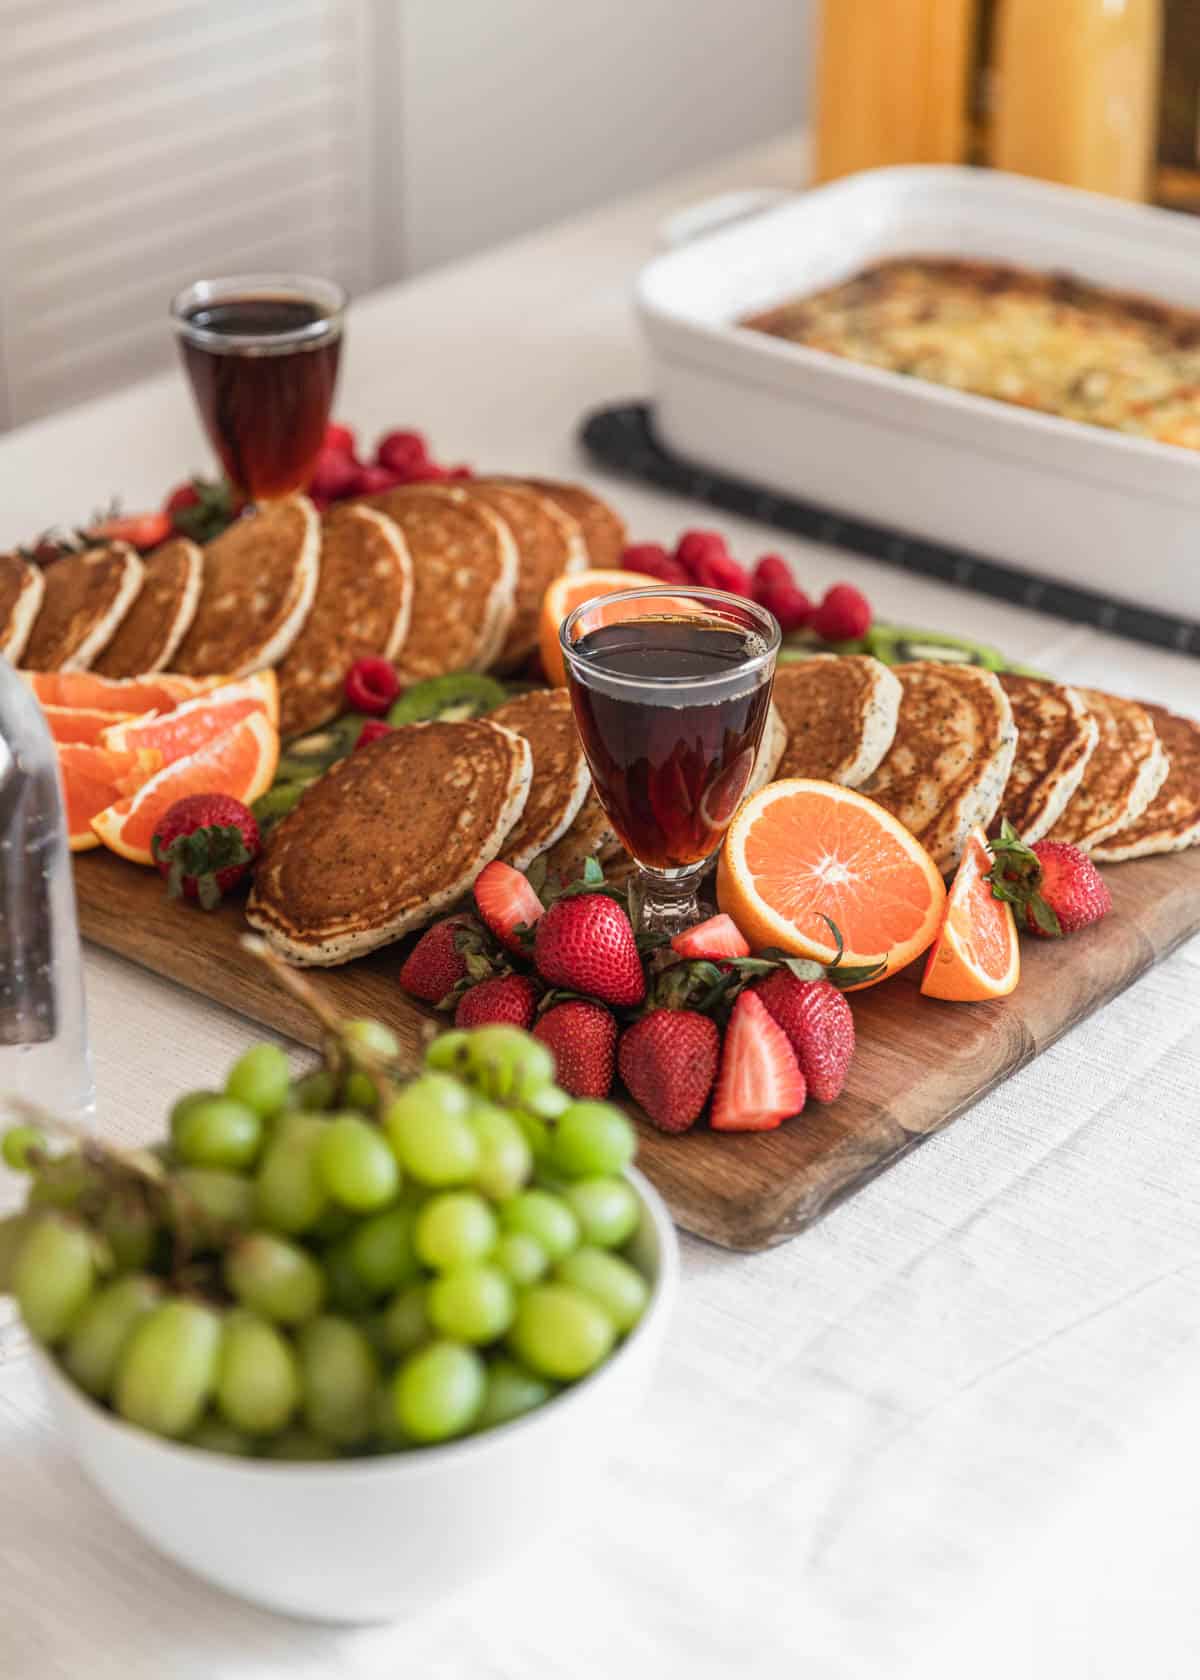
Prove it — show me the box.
[0,655,95,1132]
[560,587,780,938]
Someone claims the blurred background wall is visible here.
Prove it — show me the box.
[0,0,811,429]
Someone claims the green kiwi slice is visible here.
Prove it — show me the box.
[275,713,370,783]
[386,673,508,727]
[865,624,1007,670]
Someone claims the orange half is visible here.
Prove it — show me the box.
[538,568,674,687]
[100,671,279,763]
[717,777,947,986]
[920,826,1019,1002]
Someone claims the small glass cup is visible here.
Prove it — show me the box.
[170,273,346,501]
[560,586,780,937]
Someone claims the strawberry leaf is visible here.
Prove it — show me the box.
[986,819,1061,936]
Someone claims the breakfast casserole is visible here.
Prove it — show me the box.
[741,257,1200,451]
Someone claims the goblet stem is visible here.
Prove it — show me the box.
[627,863,709,941]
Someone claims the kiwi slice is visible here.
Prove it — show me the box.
[865,623,1007,670]
[252,781,308,835]
[386,673,508,727]
[275,713,369,784]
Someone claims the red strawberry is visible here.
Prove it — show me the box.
[987,825,1113,938]
[324,422,357,455]
[753,973,853,1103]
[151,793,260,910]
[163,482,201,518]
[533,999,617,1098]
[710,990,806,1131]
[534,893,645,1008]
[475,860,544,954]
[398,914,494,1005]
[308,446,362,502]
[752,554,812,632]
[617,1009,720,1133]
[670,913,750,962]
[810,583,871,643]
[88,511,172,552]
[455,973,539,1030]
[376,430,431,478]
[620,543,691,584]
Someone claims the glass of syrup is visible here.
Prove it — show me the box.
[560,587,780,937]
[170,274,345,501]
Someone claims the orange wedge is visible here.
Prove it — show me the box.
[43,705,137,746]
[100,672,279,763]
[538,568,673,687]
[716,778,947,987]
[25,670,218,714]
[91,711,279,865]
[920,826,1019,1002]
[56,745,162,851]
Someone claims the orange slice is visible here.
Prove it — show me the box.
[25,670,219,714]
[920,826,1019,1002]
[538,568,674,687]
[56,745,162,852]
[43,705,137,746]
[716,777,947,987]
[91,711,279,865]
[100,672,279,763]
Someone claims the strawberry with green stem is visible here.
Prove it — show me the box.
[151,794,260,910]
[987,820,1113,937]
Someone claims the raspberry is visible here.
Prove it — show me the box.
[447,465,474,480]
[692,548,751,596]
[674,529,729,579]
[810,583,872,642]
[621,543,691,583]
[324,422,357,456]
[752,554,811,632]
[351,463,404,497]
[308,446,362,502]
[344,656,400,715]
[354,719,394,751]
[375,430,431,478]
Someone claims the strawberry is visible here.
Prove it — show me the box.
[151,793,260,910]
[752,554,811,632]
[988,823,1112,937]
[163,482,201,518]
[534,893,645,1007]
[710,990,806,1131]
[88,511,172,551]
[533,999,617,1098]
[398,914,496,1006]
[324,422,357,456]
[810,583,871,643]
[670,913,750,962]
[617,1009,720,1133]
[455,973,539,1030]
[475,860,545,954]
[620,543,691,584]
[753,972,854,1102]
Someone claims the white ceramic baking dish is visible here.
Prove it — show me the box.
[637,166,1200,623]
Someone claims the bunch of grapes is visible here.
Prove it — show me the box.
[0,1020,649,1458]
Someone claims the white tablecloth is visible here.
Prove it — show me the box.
[2,131,1199,1678]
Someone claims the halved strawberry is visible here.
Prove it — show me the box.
[670,913,750,962]
[710,990,805,1132]
[474,860,544,955]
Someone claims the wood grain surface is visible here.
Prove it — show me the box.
[74,844,1200,1250]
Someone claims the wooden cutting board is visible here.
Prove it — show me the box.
[74,845,1200,1251]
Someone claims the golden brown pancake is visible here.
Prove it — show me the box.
[463,480,586,670]
[519,478,626,569]
[1091,703,1200,860]
[173,496,319,678]
[92,538,202,677]
[246,717,532,965]
[366,487,517,680]
[21,544,143,672]
[995,673,1098,843]
[0,554,45,665]
[275,505,412,738]
[1046,688,1168,852]
[489,688,590,870]
[772,655,901,786]
[540,787,624,884]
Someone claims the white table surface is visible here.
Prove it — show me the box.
[3,130,1200,1679]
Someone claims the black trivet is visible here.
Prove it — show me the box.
[579,402,1200,661]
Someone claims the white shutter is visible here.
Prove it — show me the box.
[0,0,381,427]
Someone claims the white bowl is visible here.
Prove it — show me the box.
[36,1168,678,1623]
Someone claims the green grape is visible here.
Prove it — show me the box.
[342,1069,378,1112]
[391,1341,485,1443]
[551,1101,636,1179]
[299,1316,378,1446]
[499,1189,579,1262]
[492,1230,549,1287]
[115,1300,222,1438]
[185,1416,257,1456]
[316,1115,400,1211]
[512,1111,552,1161]
[555,1248,648,1332]
[225,1043,291,1118]
[63,1273,161,1398]
[427,1264,514,1344]
[562,1176,640,1249]
[268,1427,337,1461]
[13,1214,96,1344]
[522,1084,569,1120]
[168,1089,222,1135]
[217,1312,301,1435]
[349,1207,418,1294]
[323,1237,376,1313]
[172,1096,263,1171]
[423,1030,470,1073]
[507,1284,615,1380]
[2,1123,46,1171]
[383,1076,479,1187]
[99,1191,156,1271]
[463,1026,555,1105]
[255,1119,329,1234]
[288,1068,337,1112]
[174,1168,256,1248]
[376,1283,431,1358]
[413,1192,497,1271]
[310,1204,354,1243]
[225,1233,325,1325]
[373,1382,409,1448]
[475,1357,556,1431]
[0,1213,34,1294]
[343,1019,400,1062]
[466,1100,532,1200]
[27,1151,95,1212]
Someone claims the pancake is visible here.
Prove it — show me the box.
[247,717,532,965]
[518,478,627,569]
[995,673,1098,843]
[541,787,624,884]
[276,505,412,739]
[366,487,517,680]
[489,688,590,870]
[463,480,587,671]
[858,661,1017,873]
[1045,688,1169,852]
[772,655,901,786]
[173,496,319,678]
[92,537,202,677]
[21,544,144,672]
[0,554,45,664]
[743,700,788,798]
[1090,703,1199,860]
